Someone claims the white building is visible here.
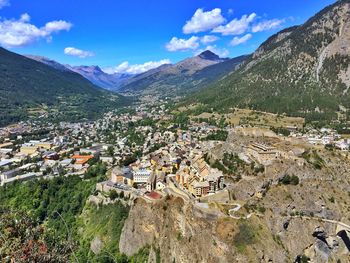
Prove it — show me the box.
[133,169,152,183]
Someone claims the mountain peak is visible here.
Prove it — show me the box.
[77,65,102,71]
[198,50,221,61]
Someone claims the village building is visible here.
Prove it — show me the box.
[193,181,210,197]
[71,155,94,169]
[245,143,280,165]
[146,172,156,192]
[133,168,152,184]
[111,167,134,186]
[20,145,38,155]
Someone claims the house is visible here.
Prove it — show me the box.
[111,167,133,186]
[71,155,94,168]
[60,159,72,167]
[150,155,161,166]
[156,172,166,190]
[193,181,210,197]
[100,156,114,164]
[207,172,224,193]
[0,142,13,149]
[0,148,13,154]
[0,159,13,169]
[20,146,38,155]
[146,173,156,192]
[43,152,59,161]
[187,174,200,195]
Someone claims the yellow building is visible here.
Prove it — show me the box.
[20,146,38,155]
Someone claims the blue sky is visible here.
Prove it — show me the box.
[0,0,336,74]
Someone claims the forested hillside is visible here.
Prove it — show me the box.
[0,48,129,126]
[188,0,350,122]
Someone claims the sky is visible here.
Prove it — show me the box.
[0,0,336,74]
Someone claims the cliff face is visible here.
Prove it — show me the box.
[120,196,349,263]
[119,197,237,263]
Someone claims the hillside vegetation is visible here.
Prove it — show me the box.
[187,0,350,122]
[0,162,147,262]
[0,48,129,126]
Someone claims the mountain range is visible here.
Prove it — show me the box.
[28,50,247,96]
[189,0,350,122]
[117,50,247,96]
[1,0,350,126]
[0,48,128,126]
[26,56,134,91]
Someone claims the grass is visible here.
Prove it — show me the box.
[76,202,130,261]
[190,108,304,128]
[233,221,256,253]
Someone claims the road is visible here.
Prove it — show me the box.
[228,203,253,219]
[291,215,350,232]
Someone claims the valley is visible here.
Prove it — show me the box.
[0,1,350,263]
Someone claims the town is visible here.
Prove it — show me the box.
[1,101,349,209]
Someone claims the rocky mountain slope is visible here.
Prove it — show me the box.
[67,65,133,91]
[119,50,248,96]
[27,56,134,91]
[0,48,128,126]
[190,0,350,122]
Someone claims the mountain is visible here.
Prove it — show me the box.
[119,50,246,96]
[0,48,129,126]
[197,50,226,61]
[27,56,134,91]
[67,65,133,91]
[26,55,71,72]
[190,0,350,122]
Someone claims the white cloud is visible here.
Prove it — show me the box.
[252,19,285,33]
[166,36,199,52]
[183,8,225,34]
[196,45,229,58]
[103,59,171,75]
[0,13,72,48]
[45,20,72,33]
[200,35,219,44]
[0,0,9,9]
[20,13,30,22]
[230,33,252,46]
[213,13,256,36]
[64,47,95,58]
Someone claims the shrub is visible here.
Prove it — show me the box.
[109,190,119,200]
[280,175,299,185]
[233,222,256,252]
